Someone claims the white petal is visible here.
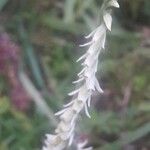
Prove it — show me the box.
[78,85,91,101]
[72,100,83,113]
[79,41,93,47]
[86,45,100,58]
[60,109,74,122]
[59,132,69,140]
[68,133,74,146]
[94,78,104,93]
[78,68,86,76]
[86,77,95,90]
[55,108,67,116]
[85,103,91,118]
[103,12,112,31]
[68,88,80,96]
[78,140,88,148]
[92,24,106,41]
[42,146,47,150]
[72,77,84,84]
[85,28,97,39]
[71,115,77,127]
[76,53,87,62]
[56,121,69,132]
[68,123,75,138]
[93,59,98,73]
[84,68,94,78]
[102,32,106,49]
[46,134,55,140]
[84,57,93,67]
[109,0,119,8]
[45,134,57,145]
[87,97,91,107]
[63,101,74,107]
[78,140,93,150]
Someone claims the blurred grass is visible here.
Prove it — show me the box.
[0,97,50,150]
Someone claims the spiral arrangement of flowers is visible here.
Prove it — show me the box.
[43,0,119,150]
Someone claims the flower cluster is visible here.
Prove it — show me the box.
[43,0,119,150]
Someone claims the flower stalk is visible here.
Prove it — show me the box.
[43,0,119,150]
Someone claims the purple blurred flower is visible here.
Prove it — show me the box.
[0,33,30,111]
[0,33,19,72]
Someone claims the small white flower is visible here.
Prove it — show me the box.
[72,100,84,113]
[103,12,112,31]
[92,24,106,41]
[87,97,91,107]
[85,28,97,39]
[78,85,91,101]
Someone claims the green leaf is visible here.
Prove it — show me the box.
[138,102,150,112]
[64,0,76,23]
[0,97,10,114]
[101,122,150,150]
[18,23,45,89]
[0,0,8,11]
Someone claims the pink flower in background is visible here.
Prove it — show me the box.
[0,33,19,72]
[0,33,30,111]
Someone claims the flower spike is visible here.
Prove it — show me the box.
[43,0,119,150]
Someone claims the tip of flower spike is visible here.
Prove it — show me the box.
[87,97,91,107]
[109,0,120,8]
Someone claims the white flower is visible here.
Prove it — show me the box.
[103,12,112,31]
[42,0,119,150]
[77,140,93,150]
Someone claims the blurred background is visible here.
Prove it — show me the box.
[0,0,150,150]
